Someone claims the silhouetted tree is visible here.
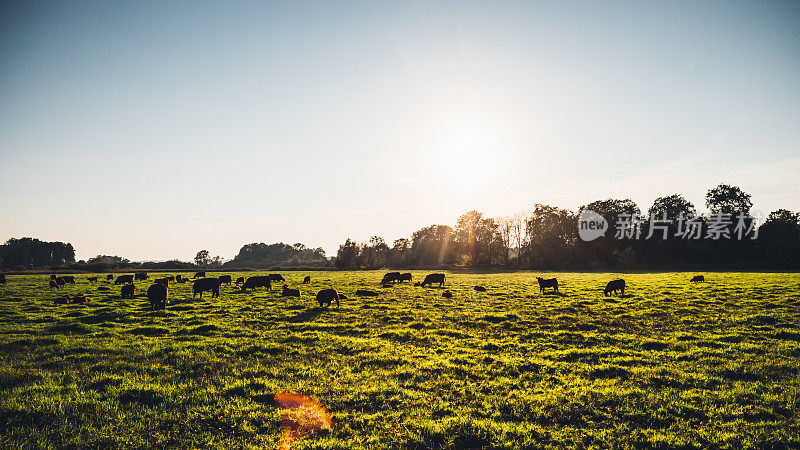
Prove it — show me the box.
[524,204,577,268]
[194,250,211,267]
[758,209,800,263]
[335,239,359,269]
[453,211,500,267]
[706,184,753,215]
[0,237,75,269]
[411,225,454,267]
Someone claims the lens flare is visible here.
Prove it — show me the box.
[274,391,332,450]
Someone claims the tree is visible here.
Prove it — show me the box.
[0,237,75,269]
[496,215,514,266]
[524,204,577,268]
[411,225,454,267]
[453,211,500,267]
[758,209,800,262]
[648,194,696,221]
[194,250,211,267]
[706,184,752,215]
[228,242,327,268]
[335,239,360,269]
[390,238,411,267]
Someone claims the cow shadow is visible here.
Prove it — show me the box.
[542,291,568,297]
[285,307,327,323]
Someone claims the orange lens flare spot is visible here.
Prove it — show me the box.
[274,392,332,450]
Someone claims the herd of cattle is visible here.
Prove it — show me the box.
[0,271,706,311]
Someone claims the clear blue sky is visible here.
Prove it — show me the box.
[1,1,799,261]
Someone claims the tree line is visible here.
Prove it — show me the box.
[333,184,800,269]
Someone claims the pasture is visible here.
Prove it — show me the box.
[0,271,798,448]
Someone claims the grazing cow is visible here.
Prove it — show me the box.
[442,290,453,298]
[121,284,135,299]
[303,276,311,284]
[176,275,185,283]
[281,285,301,297]
[241,276,271,292]
[236,276,245,285]
[399,273,412,283]
[87,276,98,282]
[55,277,66,287]
[106,274,113,281]
[98,286,110,291]
[381,272,401,284]
[115,275,134,285]
[316,289,340,308]
[55,295,70,305]
[193,278,221,299]
[49,279,59,289]
[355,289,379,297]
[147,283,168,310]
[50,274,57,280]
[61,276,75,284]
[269,274,285,282]
[218,275,232,285]
[474,285,487,292]
[193,271,205,278]
[155,278,169,287]
[135,273,148,281]
[0,274,5,285]
[72,293,88,303]
[690,275,705,282]
[421,273,445,287]
[604,279,626,296]
[536,277,559,294]
[167,276,175,282]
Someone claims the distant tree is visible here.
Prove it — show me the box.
[524,204,577,268]
[758,209,800,262]
[410,225,454,267]
[706,184,752,215]
[0,237,75,269]
[390,238,411,267]
[228,242,326,268]
[335,239,360,269]
[496,215,514,266]
[453,211,500,267]
[194,250,211,267]
[648,194,696,221]
[87,255,130,264]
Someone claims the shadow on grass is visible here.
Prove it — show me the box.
[285,307,327,323]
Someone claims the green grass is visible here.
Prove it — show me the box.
[1,271,799,448]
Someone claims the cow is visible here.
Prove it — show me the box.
[536,277,559,294]
[442,290,453,298]
[115,275,134,285]
[0,274,7,284]
[381,272,401,284]
[218,275,232,285]
[106,274,114,281]
[61,276,75,284]
[474,285,487,292]
[121,284,135,299]
[399,273,412,283]
[55,277,66,287]
[355,289,379,297]
[167,276,175,282]
[690,275,705,282]
[269,274,285,282]
[135,273,148,281]
[316,289,340,308]
[50,274,57,280]
[155,278,169,287]
[176,275,185,283]
[302,276,311,284]
[236,276,245,285]
[241,276,271,292]
[193,271,205,278]
[147,283,168,310]
[49,279,59,289]
[604,279,626,296]
[55,295,70,305]
[281,285,301,297]
[193,277,221,299]
[72,293,88,303]
[87,276,98,282]
[421,273,445,287]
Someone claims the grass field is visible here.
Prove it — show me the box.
[1,271,798,448]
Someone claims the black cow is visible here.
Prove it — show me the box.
[106,274,114,281]
[55,295,70,305]
[241,276,271,292]
[121,284,135,299]
[115,275,134,285]
[155,277,169,287]
[281,285,300,297]
[268,274,285,282]
[690,275,705,282]
[193,278,221,299]
[72,293,88,303]
[236,276,245,285]
[61,276,75,284]
[55,277,66,286]
[176,275,185,283]
[381,272,401,284]
[303,276,311,284]
[167,276,175,282]
[537,277,558,294]
[49,279,59,289]
[604,279,626,296]
[87,276,98,282]
[442,290,453,298]
[147,283,168,310]
[193,271,205,278]
[218,275,232,285]
[316,289,340,308]
[421,273,445,287]
[399,273,412,283]
[0,274,6,284]
[355,289,379,297]
[135,273,148,281]
[50,274,57,280]
[474,285,486,292]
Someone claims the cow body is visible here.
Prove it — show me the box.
[474,285,486,292]
[421,273,445,287]
[218,275,232,285]
[316,289,340,308]
[135,273,148,281]
[115,275,134,285]
[241,276,271,292]
[604,279,626,296]
[381,272,401,284]
[268,274,285,282]
[147,283,168,310]
[442,290,453,298]
[537,277,559,293]
[236,276,245,285]
[281,285,300,297]
[193,278,221,299]
[121,284,135,299]
[87,276,97,282]
[399,273,412,282]
[61,276,75,284]
[193,271,205,278]
[690,275,704,282]
[106,274,114,281]
[302,276,310,284]
[355,289,378,297]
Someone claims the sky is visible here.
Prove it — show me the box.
[1,0,799,261]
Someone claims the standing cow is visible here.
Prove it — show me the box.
[536,277,559,294]
[115,275,134,285]
[316,289,340,308]
[302,276,311,284]
[218,275,232,285]
[421,273,445,287]
[241,276,271,292]
[268,274,285,282]
[121,284,135,299]
[193,277,221,299]
[135,273,148,281]
[147,283,168,310]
